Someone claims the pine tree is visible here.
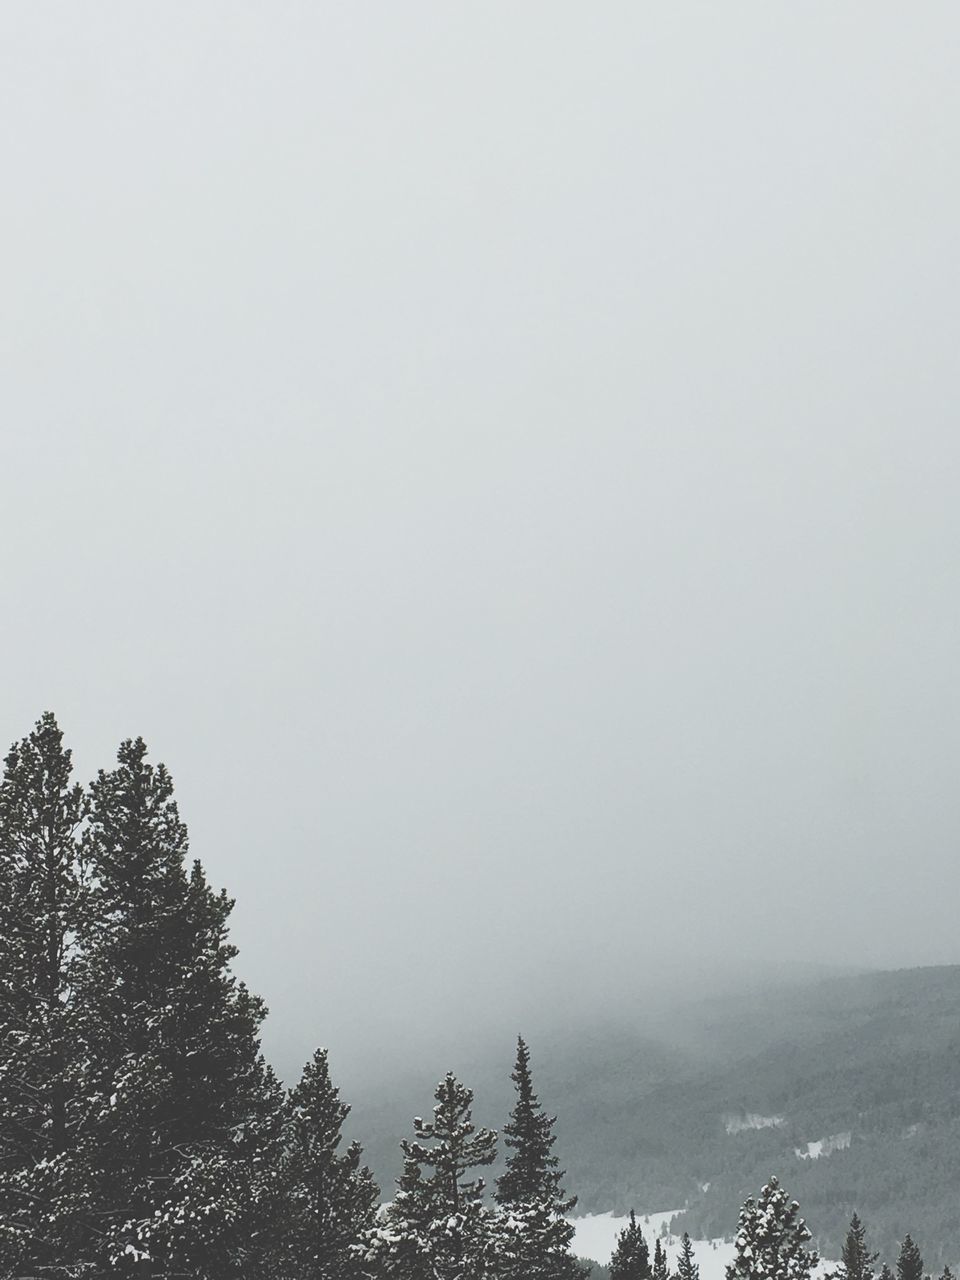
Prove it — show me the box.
[0,713,89,1277]
[839,1214,878,1280]
[76,737,285,1278]
[496,1037,573,1209]
[609,1210,650,1280]
[375,1074,497,1279]
[896,1237,923,1280]
[879,1266,895,1280]
[367,1148,434,1280]
[652,1237,670,1280]
[272,1048,378,1280]
[725,1177,818,1280]
[939,1267,955,1280]
[676,1233,699,1280]
[494,1036,583,1280]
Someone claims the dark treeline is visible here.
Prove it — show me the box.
[0,716,581,1279]
[0,715,949,1280]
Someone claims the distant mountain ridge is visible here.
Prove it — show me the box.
[344,965,960,1268]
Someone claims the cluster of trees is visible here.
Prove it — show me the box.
[2,715,956,1280]
[606,1183,954,1280]
[606,1215,699,1280]
[0,714,582,1279]
[825,1210,953,1280]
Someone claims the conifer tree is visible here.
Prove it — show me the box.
[896,1237,923,1280]
[839,1214,878,1280]
[653,1237,671,1280]
[676,1233,699,1280]
[272,1048,378,1280]
[369,1148,435,1280]
[494,1036,582,1280]
[879,1266,894,1280]
[76,737,285,1277]
[496,1037,573,1210]
[0,713,89,1277]
[609,1210,650,1280]
[374,1074,496,1279]
[725,1177,818,1280]
[939,1266,954,1280]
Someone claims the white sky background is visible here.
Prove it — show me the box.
[2,4,959,1079]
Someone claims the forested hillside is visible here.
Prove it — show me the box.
[347,968,960,1268]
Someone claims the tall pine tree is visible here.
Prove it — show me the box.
[896,1237,923,1280]
[609,1211,650,1280]
[0,713,89,1277]
[652,1237,670,1280]
[375,1074,496,1280]
[77,737,285,1278]
[272,1048,378,1280]
[839,1214,878,1280]
[494,1036,582,1280]
[676,1233,699,1280]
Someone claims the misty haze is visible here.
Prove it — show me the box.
[2,5,959,1279]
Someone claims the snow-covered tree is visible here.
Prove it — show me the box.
[75,738,285,1277]
[373,1074,497,1280]
[676,1233,699,1280]
[271,1048,378,1280]
[609,1210,651,1280]
[652,1237,670,1280]
[0,713,89,1277]
[368,1147,435,1280]
[493,1036,582,1280]
[838,1214,878,1280]
[725,1177,818,1280]
[896,1236,923,1280]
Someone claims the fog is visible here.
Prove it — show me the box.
[2,4,959,1084]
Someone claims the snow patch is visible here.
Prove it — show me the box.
[571,1210,680,1266]
[795,1132,851,1160]
[571,1210,837,1280]
[723,1112,785,1135]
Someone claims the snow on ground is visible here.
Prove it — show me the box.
[571,1211,837,1278]
[795,1132,851,1160]
[723,1112,785,1135]
[571,1211,682,1270]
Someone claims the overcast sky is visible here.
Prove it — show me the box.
[2,4,959,1081]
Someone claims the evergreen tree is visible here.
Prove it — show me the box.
[368,1148,434,1280]
[494,1036,582,1280]
[725,1177,818,1280]
[374,1074,496,1279]
[496,1037,573,1209]
[939,1267,954,1280]
[879,1266,895,1280]
[839,1214,878,1280]
[652,1237,670,1280]
[896,1237,923,1280]
[0,713,89,1277]
[676,1233,699,1280]
[609,1211,650,1280]
[272,1048,378,1280]
[76,737,285,1278]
